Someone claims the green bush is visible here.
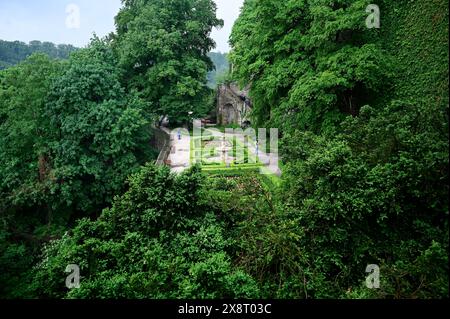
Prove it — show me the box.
[33,164,260,299]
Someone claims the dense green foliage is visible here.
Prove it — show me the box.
[0,54,61,209]
[0,39,152,214]
[33,164,259,298]
[230,0,392,134]
[45,39,152,213]
[0,0,448,299]
[0,54,63,298]
[0,40,154,297]
[278,104,448,298]
[113,0,223,124]
[227,0,449,298]
[0,40,77,70]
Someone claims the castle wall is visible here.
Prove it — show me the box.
[216,83,252,126]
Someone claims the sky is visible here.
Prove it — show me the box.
[0,0,244,52]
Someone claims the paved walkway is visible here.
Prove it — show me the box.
[164,127,191,173]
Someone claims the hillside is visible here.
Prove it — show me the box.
[0,40,77,70]
[207,51,229,88]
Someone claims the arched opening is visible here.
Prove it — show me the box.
[223,103,236,125]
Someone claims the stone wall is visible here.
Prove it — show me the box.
[216,83,252,126]
[150,127,171,165]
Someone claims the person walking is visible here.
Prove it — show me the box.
[256,138,259,157]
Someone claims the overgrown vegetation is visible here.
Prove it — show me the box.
[113,0,223,124]
[0,40,77,70]
[228,0,449,298]
[32,164,259,299]
[0,0,448,299]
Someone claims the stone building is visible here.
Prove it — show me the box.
[216,83,252,127]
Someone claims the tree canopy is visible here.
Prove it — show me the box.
[226,0,448,298]
[0,40,77,70]
[33,164,259,299]
[44,38,152,212]
[113,0,223,123]
[0,0,448,300]
[230,0,391,134]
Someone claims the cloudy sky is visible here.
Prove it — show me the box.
[0,0,243,52]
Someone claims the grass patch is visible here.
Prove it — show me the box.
[202,166,262,176]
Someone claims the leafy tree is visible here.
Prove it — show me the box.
[0,53,62,211]
[228,0,448,299]
[33,164,259,299]
[230,0,391,134]
[0,54,64,298]
[45,38,152,213]
[0,38,157,298]
[278,102,448,298]
[113,0,223,124]
[0,40,77,70]
[202,173,297,298]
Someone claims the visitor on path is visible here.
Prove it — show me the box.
[177,129,181,141]
[256,139,259,156]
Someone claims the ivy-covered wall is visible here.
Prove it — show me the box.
[377,0,448,109]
